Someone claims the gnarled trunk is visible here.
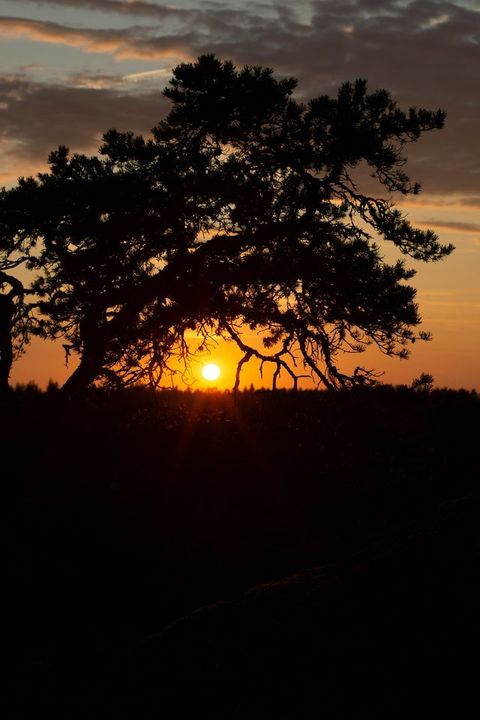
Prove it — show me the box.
[61,310,106,393]
[0,290,17,394]
[0,328,13,394]
[61,352,103,392]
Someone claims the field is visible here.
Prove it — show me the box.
[4,385,480,717]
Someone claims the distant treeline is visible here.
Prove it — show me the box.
[5,386,478,604]
[5,386,478,561]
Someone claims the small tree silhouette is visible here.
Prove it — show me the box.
[411,373,435,392]
[0,55,453,391]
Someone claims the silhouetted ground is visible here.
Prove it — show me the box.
[2,385,479,717]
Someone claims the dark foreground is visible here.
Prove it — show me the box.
[3,386,479,718]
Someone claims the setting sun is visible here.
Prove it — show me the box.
[202,363,221,381]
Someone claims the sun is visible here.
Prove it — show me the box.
[202,363,221,381]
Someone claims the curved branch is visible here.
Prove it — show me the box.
[223,322,305,391]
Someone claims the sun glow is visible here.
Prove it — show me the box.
[202,363,221,381]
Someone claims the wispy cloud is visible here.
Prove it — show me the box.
[0,74,169,170]
[8,0,195,21]
[68,67,170,89]
[124,68,170,81]
[399,196,480,210]
[416,220,480,234]
[68,71,125,89]
[0,16,193,60]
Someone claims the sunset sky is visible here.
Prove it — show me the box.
[1,0,479,390]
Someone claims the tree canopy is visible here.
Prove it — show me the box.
[0,54,453,391]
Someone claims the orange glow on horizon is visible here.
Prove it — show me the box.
[7,206,480,393]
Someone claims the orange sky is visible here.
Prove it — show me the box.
[3,0,480,391]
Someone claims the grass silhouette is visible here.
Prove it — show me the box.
[4,386,479,717]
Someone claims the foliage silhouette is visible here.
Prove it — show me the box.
[0,55,453,391]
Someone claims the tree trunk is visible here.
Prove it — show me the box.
[61,328,106,393]
[0,295,15,394]
[61,307,109,393]
[0,333,13,394]
[61,352,103,392]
